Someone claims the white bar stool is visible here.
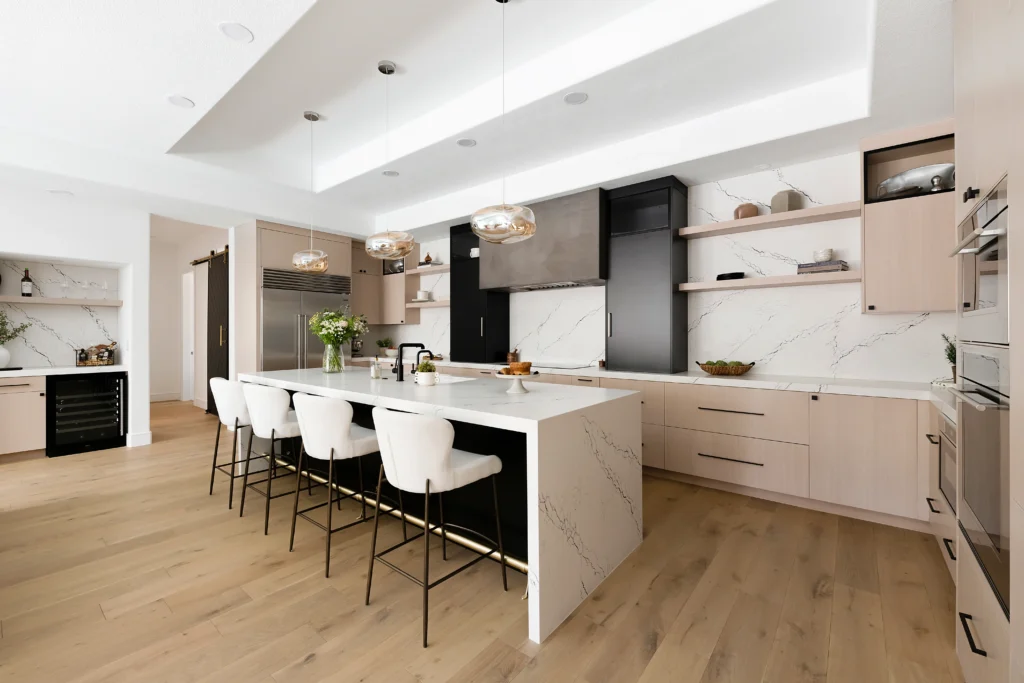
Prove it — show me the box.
[239,383,302,535]
[366,407,507,648]
[290,393,382,577]
[208,378,251,509]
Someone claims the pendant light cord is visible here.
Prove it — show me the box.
[501,0,506,207]
[384,68,392,239]
[309,117,314,250]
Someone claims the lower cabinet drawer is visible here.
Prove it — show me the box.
[928,492,957,582]
[956,526,1008,683]
[664,383,809,444]
[526,373,572,385]
[0,376,45,395]
[934,534,957,583]
[0,390,46,455]
[570,376,599,387]
[641,424,665,469]
[664,427,809,498]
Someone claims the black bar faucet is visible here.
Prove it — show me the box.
[395,343,424,382]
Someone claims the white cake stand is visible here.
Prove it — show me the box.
[493,372,530,394]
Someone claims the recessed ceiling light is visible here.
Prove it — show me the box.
[47,189,74,198]
[382,170,400,177]
[563,91,589,105]
[167,94,195,109]
[456,138,477,148]
[219,22,254,43]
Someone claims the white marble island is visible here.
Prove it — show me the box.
[238,368,642,643]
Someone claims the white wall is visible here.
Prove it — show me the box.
[0,187,151,446]
[149,216,227,402]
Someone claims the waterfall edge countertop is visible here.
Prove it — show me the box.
[239,367,643,645]
[238,367,638,431]
[0,365,127,378]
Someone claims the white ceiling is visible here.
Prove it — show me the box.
[0,0,953,240]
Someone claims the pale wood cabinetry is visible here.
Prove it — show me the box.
[599,378,665,425]
[259,228,310,271]
[382,274,419,325]
[258,226,351,277]
[312,235,351,277]
[350,273,381,324]
[641,424,665,469]
[862,192,957,313]
[352,240,379,276]
[0,376,45,455]
[664,383,809,445]
[808,394,919,519]
[957,526,1009,683]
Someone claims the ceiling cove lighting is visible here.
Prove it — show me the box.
[469,0,536,246]
[291,111,329,274]
[218,22,254,43]
[366,60,415,260]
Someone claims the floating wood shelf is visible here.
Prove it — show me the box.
[679,201,862,239]
[0,296,123,308]
[406,299,450,309]
[678,270,862,293]
[405,264,451,276]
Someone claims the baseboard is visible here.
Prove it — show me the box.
[194,398,207,410]
[644,466,932,535]
[127,431,153,447]
[150,393,180,403]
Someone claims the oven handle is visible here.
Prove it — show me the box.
[949,387,1006,411]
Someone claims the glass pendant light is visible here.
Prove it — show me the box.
[470,0,536,245]
[292,111,329,273]
[366,60,415,260]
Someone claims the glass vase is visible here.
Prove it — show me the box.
[323,343,344,374]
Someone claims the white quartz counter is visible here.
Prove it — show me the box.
[238,368,637,432]
[0,364,126,378]
[356,358,937,401]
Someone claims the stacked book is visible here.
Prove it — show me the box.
[797,259,849,274]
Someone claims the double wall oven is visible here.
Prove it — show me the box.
[951,175,1010,617]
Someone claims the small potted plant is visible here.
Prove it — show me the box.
[308,310,367,373]
[416,359,437,386]
[0,311,30,369]
[942,333,957,380]
[376,337,398,358]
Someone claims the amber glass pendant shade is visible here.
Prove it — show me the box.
[470,204,537,244]
[365,231,415,259]
[292,249,329,273]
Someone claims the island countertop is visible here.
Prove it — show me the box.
[238,368,638,432]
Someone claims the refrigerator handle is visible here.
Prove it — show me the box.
[297,314,304,369]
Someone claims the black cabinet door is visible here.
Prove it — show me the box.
[206,253,229,415]
[606,230,675,373]
[451,256,484,361]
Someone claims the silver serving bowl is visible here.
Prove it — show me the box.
[877,163,955,199]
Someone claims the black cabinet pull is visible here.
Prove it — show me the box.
[926,434,939,445]
[868,305,876,311]
[698,452,763,467]
[577,378,594,383]
[958,613,987,657]
[926,498,940,514]
[942,538,956,561]
[963,187,980,203]
[697,406,764,417]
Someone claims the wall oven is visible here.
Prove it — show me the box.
[953,343,1010,617]
[953,175,1008,345]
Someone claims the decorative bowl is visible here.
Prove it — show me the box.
[494,372,531,394]
[813,248,833,263]
[696,361,755,376]
[384,348,399,358]
[416,371,437,387]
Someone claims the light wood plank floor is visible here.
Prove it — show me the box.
[0,402,962,682]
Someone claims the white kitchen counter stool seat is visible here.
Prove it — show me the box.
[365,407,507,648]
[207,378,253,510]
[239,383,303,535]
[289,393,382,578]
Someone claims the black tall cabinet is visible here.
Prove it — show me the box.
[605,178,688,373]
[206,251,229,416]
[450,224,510,363]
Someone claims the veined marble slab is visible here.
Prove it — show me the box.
[239,367,643,643]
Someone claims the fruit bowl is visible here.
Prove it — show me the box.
[696,361,755,376]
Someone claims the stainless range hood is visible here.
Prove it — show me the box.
[478,188,608,292]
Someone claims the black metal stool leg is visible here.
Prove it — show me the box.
[209,421,222,495]
[228,419,239,509]
[492,475,507,591]
[439,492,447,561]
[398,489,408,541]
[239,430,255,517]
[422,479,431,648]
[289,445,305,552]
[357,457,366,520]
[325,448,335,578]
[307,462,313,496]
[365,464,385,606]
[264,430,275,535]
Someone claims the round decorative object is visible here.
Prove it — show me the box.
[417,371,437,387]
[470,204,537,245]
[813,248,834,263]
[696,361,755,376]
[494,372,530,394]
[733,203,759,219]
[365,231,415,260]
[292,249,329,273]
[384,348,399,358]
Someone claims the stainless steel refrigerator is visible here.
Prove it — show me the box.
[261,269,352,371]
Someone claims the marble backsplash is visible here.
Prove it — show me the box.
[0,260,120,368]
[368,151,954,382]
